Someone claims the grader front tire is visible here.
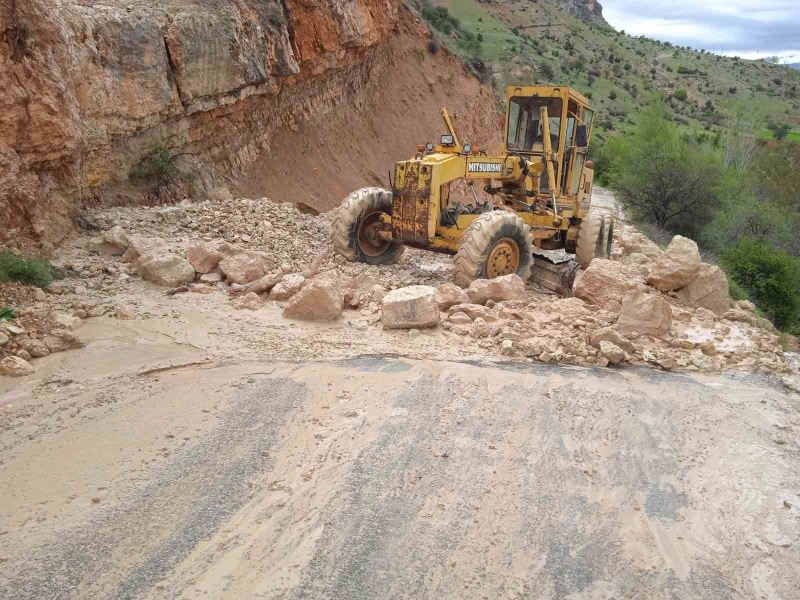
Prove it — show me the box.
[574,212,605,269]
[331,187,404,265]
[453,211,533,288]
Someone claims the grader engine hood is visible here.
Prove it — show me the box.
[392,160,432,244]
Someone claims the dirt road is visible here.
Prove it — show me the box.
[2,326,799,598]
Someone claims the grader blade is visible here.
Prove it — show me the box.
[531,248,580,297]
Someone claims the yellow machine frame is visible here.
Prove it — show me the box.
[381,85,596,254]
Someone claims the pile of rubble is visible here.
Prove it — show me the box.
[0,283,85,376]
[0,194,793,376]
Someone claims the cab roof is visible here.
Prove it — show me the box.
[505,85,591,108]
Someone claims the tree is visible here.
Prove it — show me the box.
[722,239,800,331]
[600,98,724,237]
[767,122,790,140]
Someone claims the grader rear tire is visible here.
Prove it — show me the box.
[575,212,605,269]
[453,211,533,288]
[331,187,404,265]
[602,215,615,259]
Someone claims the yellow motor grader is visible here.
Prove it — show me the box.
[332,85,612,288]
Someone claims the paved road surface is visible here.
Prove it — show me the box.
[1,357,798,599]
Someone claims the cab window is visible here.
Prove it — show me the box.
[506,97,563,153]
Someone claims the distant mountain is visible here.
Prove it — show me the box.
[425,0,800,142]
[789,63,800,72]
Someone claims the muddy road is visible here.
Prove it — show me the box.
[2,351,799,599]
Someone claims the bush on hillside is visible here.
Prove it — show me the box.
[722,239,800,331]
[0,251,60,288]
[597,97,724,238]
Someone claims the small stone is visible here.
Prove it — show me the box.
[434,283,470,310]
[500,339,514,355]
[447,312,472,325]
[233,292,263,311]
[470,317,490,338]
[656,357,676,371]
[33,288,48,302]
[54,313,82,330]
[116,307,136,320]
[158,206,185,223]
[0,356,34,377]
[599,341,626,364]
[269,274,305,301]
[199,272,222,284]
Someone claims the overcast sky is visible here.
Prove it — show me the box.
[601,0,800,64]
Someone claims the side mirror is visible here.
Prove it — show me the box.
[576,124,589,147]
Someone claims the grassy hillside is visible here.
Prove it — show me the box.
[411,0,800,146]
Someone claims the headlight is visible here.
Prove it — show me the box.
[462,143,472,155]
[425,142,434,151]
[440,134,454,146]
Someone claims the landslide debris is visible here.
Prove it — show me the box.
[0,194,795,377]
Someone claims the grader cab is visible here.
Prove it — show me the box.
[332,85,612,288]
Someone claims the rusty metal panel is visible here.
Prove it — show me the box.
[392,162,431,244]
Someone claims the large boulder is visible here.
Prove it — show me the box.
[121,236,161,264]
[573,259,644,308]
[434,283,470,310]
[381,285,439,329]
[623,252,653,277]
[467,274,526,304]
[95,226,129,256]
[676,263,730,315]
[187,242,224,274]
[283,279,344,321]
[269,274,305,301]
[615,225,662,258]
[0,356,34,377]
[647,235,702,292]
[617,290,672,336]
[137,253,196,286]
[219,252,267,285]
[617,225,662,259]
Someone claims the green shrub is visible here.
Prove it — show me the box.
[727,278,750,302]
[0,251,59,288]
[0,306,16,321]
[129,145,188,188]
[721,238,800,330]
[674,88,688,101]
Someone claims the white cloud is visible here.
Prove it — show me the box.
[601,0,800,57]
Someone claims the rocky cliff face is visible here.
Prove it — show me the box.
[3,0,488,248]
[551,0,605,24]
